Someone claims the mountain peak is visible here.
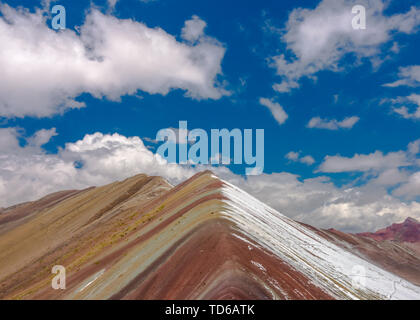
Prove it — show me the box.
[1,171,420,300]
[404,217,419,225]
[357,217,420,243]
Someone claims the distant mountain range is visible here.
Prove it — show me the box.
[357,217,420,243]
[0,171,419,300]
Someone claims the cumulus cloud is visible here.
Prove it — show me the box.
[300,155,316,165]
[226,172,420,233]
[317,140,420,200]
[223,137,420,231]
[270,0,420,92]
[0,5,227,118]
[0,127,21,152]
[0,128,418,232]
[181,15,207,42]
[370,168,409,187]
[408,139,420,155]
[307,116,359,130]
[319,151,410,173]
[383,65,420,88]
[285,151,315,165]
[0,128,196,207]
[393,172,420,198]
[259,98,288,125]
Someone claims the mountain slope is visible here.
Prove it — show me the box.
[0,173,171,298]
[357,218,420,243]
[312,226,420,287]
[0,171,419,300]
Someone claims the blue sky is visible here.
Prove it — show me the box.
[0,0,419,232]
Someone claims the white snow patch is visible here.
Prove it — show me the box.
[218,179,420,300]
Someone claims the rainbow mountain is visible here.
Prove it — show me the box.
[0,171,419,300]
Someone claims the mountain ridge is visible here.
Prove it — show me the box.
[357,217,420,243]
[0,171,419,300]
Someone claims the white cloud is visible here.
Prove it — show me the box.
[259,98,288,125]
[26,128,58,147]
[307,116,359,130]
[300,155,316,165]
[390,41,400,54]
[270,0,420,92]
[317,140,420,201]
[371,168,408,187]
[0,5,227,118]
[209,153,231,165]
[393,106,420,120]
[388,93,420,120]
[0,128,418,233]
[393,172,420,198]
[285,151,299,161]
[319,150,409,173]
[0,128,196,207]
[285,151,315,165]
[181,15,207,42]
[0,127,21,152]
[406,93,420,106]
[226,171,420,233]
[383,65,420,87]
[408,139,420,155]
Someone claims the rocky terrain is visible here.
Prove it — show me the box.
[0,171,419,300]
